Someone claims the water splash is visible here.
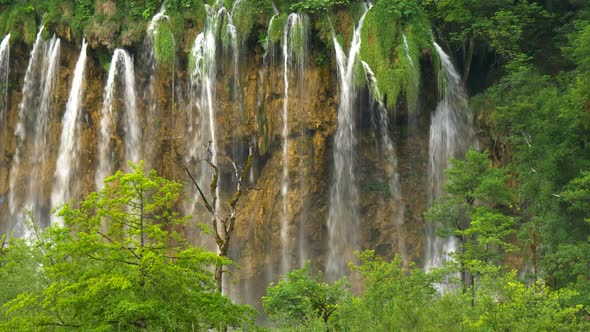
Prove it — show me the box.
[96,49,140,190]
[280,13,308,275]
[51,40,88,225]
[326,3,371,279]
[425,42,475,272]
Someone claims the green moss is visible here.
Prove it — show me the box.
[268,13,286,45]
[154,19,176,66]
[359,0,432,112]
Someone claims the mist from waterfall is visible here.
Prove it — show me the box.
[425,42,476,272]
[96,49,140,190]
[51,40,88,225]
[326,4,370,280]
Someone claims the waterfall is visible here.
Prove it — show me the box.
[425,42,475,271]
[141,6,170,169]
[280,13,307,275]
[402,33,414,68]
[0,34,9,119]
[8,28,60,236]
[96,49,140,190]
[362,60,407,265]
[51,40,88,225]
[326,4,371,279]
[187,0,238,216]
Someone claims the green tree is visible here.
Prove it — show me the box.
[262,262,350,327]
[426,149,515,292]
[333,251,462,332]
[0,162,255,331]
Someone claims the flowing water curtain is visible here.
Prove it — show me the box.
[96,49,140,191]
[0,34,10,197]
[51,40,88,226]
[8,27,60,236]
[137,3,176,168]
[361,60,408,266]
[326,3,371,280]
[0,34,9,121]
[280,13,309,276]
[186,0,239,218]
[424,42,476,272]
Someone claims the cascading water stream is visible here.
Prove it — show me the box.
[187,0,239,217]
[402,33,414,68]
[0,34,9,119]
[51,40,88,225]
[326,4,371,279]
[29,36,60,215]
[8,28,60,235]
[280,13,307,275]
[142,6,171,169]
[96,49,140,190]
[425,42,475,272]
[361,60,408,265]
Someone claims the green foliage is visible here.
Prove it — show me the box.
[359,0,431,111]
[478,47,590,288]
[0,163,256,330]
[426,149,515,288]
[333,251,453,331]
[154,19,176,66]
[289,0,352,14]
[264,251,590,331]
[262,262,350,327]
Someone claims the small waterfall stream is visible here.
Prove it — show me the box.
[326,4,371,279]
[361,60,407,265]
[51,40,88,225]
[141,6,170,169]
[96,49,140,190]
[425,42,475,271]
[187,0,238,217]
[280,13,307,275]
[0,34,9,119]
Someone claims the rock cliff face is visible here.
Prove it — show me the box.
[0,17,442,307]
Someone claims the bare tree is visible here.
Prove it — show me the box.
[176,141,253,292]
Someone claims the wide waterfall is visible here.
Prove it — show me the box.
[96,49,140,190]
[51,40,88,225]
[425,42,475,271]
[8,28,60,236]
[280,13,308,275]
[326,4,371,279]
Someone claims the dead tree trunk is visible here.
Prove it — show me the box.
[177,141,253,293]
